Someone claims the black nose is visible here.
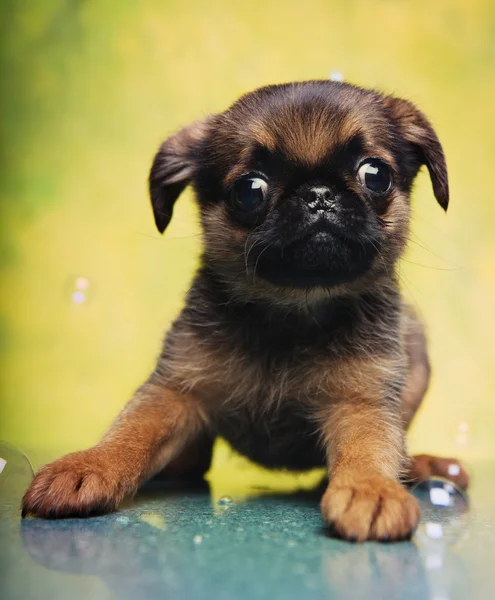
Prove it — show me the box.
[306,186,335,214]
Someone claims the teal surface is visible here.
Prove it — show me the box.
[1,447,495,600]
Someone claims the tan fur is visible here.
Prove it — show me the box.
[315,350,418,542]
[22,81,465,544]
[404,454,469,490]
[157,289,408,412]
[22,285,465,532]
[22,385,206,517]
[321,473,420,542]
[400,303,431,429]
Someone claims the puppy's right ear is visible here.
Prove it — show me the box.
[149,118,212,233]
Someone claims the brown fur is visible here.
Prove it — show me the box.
[22,385,207,517]
[23,81,467,542]
[405,454,469,490]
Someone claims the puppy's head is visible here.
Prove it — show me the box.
[149,81,448,300]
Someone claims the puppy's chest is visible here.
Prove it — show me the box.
[167,321,326,405]
[209,344,311,401]
[167,292,396,405]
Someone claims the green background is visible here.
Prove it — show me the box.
[1,0,494,486]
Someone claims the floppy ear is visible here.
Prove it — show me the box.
[383,96,449,211]
[149,117,212,233]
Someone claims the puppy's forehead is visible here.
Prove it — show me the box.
[227,82,393,168]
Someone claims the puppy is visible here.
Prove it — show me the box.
[22,81,469,541]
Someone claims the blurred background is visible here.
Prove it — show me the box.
[1,0,494,482]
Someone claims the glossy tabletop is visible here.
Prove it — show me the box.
[1,445,494,600]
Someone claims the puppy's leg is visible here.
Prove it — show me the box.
[400,306,431,432]
[405,454,469,490]
[320,404,420,542]
[319,360,420,542]
[22,382,207,518]
[400,306,470,489]
[153,430,214,480]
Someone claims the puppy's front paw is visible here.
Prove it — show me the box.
[321,473,420,542]
[22,448,134,519]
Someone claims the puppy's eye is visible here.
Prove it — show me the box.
[357,160,392,194]
[230,175,268,212]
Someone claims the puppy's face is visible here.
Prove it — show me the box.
[150,82,448,298]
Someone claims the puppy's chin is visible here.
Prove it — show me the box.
[254,231,380,289]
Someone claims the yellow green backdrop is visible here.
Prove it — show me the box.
[1,1,494,482]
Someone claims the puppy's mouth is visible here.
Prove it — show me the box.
[251,225,380,289]
[287,221,350,246]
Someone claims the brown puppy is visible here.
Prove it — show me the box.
[22,81,469,541]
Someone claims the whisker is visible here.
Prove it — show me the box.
[399,257,460,271]
[405,233,459,268]
[395,264,422,310]
[132,230,203,241]
[252,242,274,284]
[243,224,266,280]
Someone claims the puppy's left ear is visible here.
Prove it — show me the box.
[149,117,212,233]
[383,96,449,211]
